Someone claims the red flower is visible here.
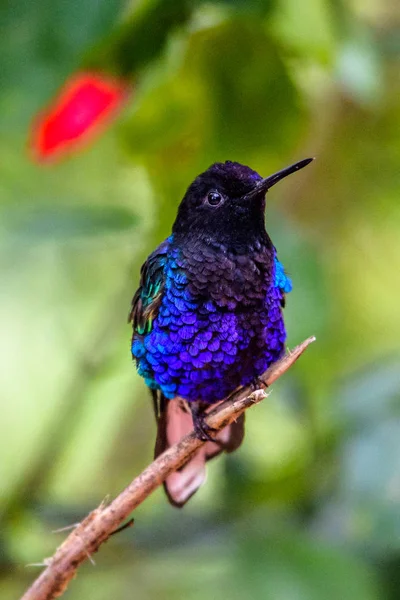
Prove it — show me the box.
[30,72,129,162]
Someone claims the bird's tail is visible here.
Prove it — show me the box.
[152,391,245,507]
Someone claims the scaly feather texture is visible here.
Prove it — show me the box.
[130,235,290,401]
[129,158,312,505]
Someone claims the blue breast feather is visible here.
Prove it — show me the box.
[274,256,292,293]
[131,237,292,402]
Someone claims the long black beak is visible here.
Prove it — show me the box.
[245,157,314,200]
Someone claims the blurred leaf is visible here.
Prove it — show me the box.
[2,205,137,242]
[189,17,305,157]
[235,528,381,600]
[1,0,126,69]
[1,0,127,113]
[314,417,400,555]
[335,358,400,426]
[92,0,195,76]
[270,0,336,63]
[198,0,276,16]
[336,32,383,106]
[0,0,127,154]
[122,52,206,160]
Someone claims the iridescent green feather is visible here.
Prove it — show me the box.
[128,240,169,337]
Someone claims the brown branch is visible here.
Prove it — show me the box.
[21,336,315,600]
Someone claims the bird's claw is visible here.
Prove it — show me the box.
[251,376,268,391]
[190,401,223,444]
[193,413,218,443]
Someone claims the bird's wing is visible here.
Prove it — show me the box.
[128,238,170,336]
[274,256,292,307]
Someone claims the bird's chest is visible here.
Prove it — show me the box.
[175,240,273,310]
[145,242,283,401]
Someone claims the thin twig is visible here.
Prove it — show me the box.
[110,518,135,536]
[20,336,315,600]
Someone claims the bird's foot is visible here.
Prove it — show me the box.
[190,403,218,443]
[251,376,269,392]
[193,414,218,443]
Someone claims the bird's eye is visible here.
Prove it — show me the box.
[206,190,223,206]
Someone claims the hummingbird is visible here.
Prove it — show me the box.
[129,158,312,506]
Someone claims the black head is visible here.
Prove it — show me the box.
[172,158,313,246]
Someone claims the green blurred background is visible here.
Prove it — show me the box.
[1,0,400,598]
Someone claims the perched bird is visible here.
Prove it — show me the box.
[129,158,312,506]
